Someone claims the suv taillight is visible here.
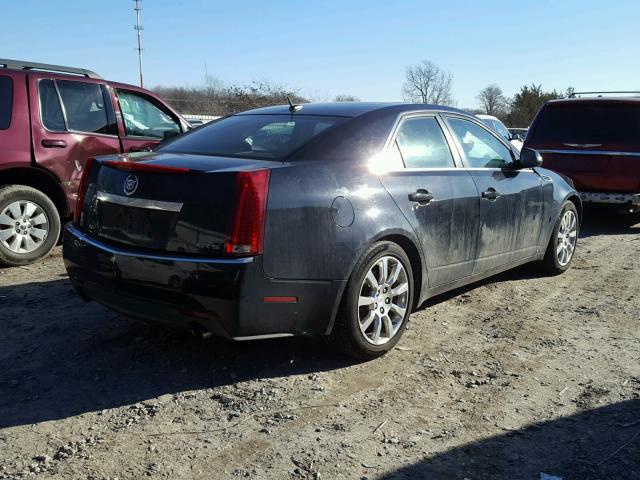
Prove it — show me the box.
[73,157,95,225]
[225,169,270,256]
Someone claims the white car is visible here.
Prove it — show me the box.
[476,114,523,151]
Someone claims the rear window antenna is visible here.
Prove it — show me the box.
[287,96,303,112]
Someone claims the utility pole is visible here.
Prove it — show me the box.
[133,0,144,87]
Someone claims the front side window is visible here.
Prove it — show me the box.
[394,117,454,169]
[447,117,513,168]
[490,119,511,142]
[56,80,111,134]
[117,89,180,139]
[159,114,348,160]
[0,76,12,130]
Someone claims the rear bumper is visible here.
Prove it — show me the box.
[63,224,344,339]
[579,191,640,207]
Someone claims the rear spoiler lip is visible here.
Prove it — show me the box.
[94,152,284,174]
[101,160,198,174]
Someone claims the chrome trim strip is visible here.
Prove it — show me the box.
[65,224,253,264]
[579,191,640,205]
[232,333,295,341]
[563,143,602,147]
[539,149,640,157]
[97,191,183,212]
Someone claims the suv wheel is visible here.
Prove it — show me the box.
[0,185,61,267]
[329,241,414,360]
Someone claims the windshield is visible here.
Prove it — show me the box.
[159,114,349,159]
[530,103,640,143]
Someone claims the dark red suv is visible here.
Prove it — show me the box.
[524,93,640,219]
[0,59,190,266]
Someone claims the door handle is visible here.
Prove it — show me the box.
[41,139,67,148]
[481,188,500,200]
[408,189,434,205]
[129,146,151,152]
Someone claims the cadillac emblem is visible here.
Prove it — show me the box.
[124,174,139,196]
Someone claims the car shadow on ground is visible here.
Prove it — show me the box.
[381,399,640,480]
[580,207,640,238]
[0,278,357,429]
[0,210,636,430]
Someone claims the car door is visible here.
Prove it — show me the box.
[378,114,480,287]
[29,75,122,211]
[443,115,544,274]
[113,88,182,153]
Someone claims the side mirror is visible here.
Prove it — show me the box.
[519,147,543,168]
[163,129,180,141]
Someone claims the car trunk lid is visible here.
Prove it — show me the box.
[80,152,277,256]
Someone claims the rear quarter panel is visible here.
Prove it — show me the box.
[0,72,32,169]
[262,160,420,282]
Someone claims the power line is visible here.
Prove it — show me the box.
[133,0,144,87]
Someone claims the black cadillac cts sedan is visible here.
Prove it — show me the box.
[63,103,581,359]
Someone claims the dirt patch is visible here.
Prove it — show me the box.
[1,212,639,479]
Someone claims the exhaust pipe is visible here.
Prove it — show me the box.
[190,323,213,340]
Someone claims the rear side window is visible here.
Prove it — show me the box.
[0,76,13,130]
[39,79,65,131]
[56,80,111,134]
[395,117,454,168]
[39,79,114,135]
[159,114,348,160]
[530,103,640,143]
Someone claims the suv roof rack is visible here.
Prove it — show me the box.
[569,91,640,98]
[0,58,102,79]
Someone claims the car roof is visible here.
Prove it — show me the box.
[476,114,499,120]
[237,102,468,118]
[546,96,640,105]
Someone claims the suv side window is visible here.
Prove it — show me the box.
[39,79,115,135]
[56,80,112,135]
[39,79,66,131]
[447,117,513,168]
[0,76,12,130]
[116,89,181,140]
[395,116,455,169]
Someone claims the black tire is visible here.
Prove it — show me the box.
[540,201,579,275]
[0,185,61,267]
[329,241,414,360]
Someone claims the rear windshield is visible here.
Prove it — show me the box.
[530,103,640,143]
[159,114,348,159]
[0,76,12,130]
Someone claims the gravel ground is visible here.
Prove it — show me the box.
[1,210,639,480]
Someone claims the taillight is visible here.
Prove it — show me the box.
[101,160,195,174]
[74,157,95,225]
[225,169,270,256]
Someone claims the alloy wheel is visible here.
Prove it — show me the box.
[556,210,577,266]
[357,255,410,345]
[0,200,50,254]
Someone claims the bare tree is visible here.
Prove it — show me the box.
[154,78,307,116]
[477,84,506,116]
[333,94,360,102]
[402,60,454,105]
